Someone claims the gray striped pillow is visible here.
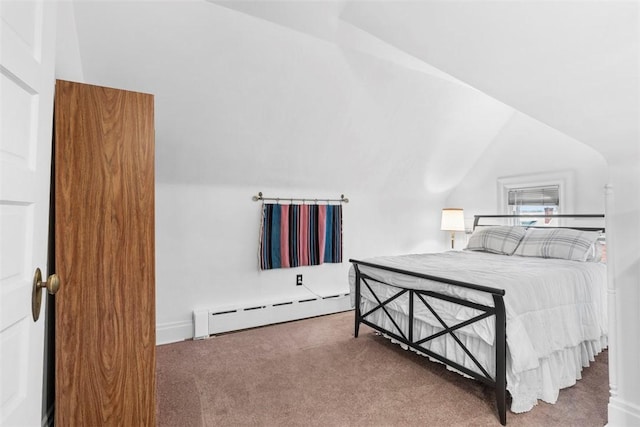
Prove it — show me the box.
[466,226,527,255]
[513,228,600,261]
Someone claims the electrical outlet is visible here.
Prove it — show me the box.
[296,274,303,286]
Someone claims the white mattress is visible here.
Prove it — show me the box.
[348,250,607,413]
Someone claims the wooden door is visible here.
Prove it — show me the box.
[0,2,56,425]
[54,80,156,426]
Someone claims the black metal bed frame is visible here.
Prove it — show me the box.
[350,214,605,426]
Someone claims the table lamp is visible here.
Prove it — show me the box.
[441,208,465,249]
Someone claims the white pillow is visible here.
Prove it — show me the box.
[514,228,600,261]
[466,226,527,255]
[585,240,606,262]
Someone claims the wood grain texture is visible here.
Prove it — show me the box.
[54,80,155,426]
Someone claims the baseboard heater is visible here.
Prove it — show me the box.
[193,293,351,339]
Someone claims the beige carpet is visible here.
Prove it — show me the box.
[156,311,608,426]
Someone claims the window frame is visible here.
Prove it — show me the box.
[497,171,575,217]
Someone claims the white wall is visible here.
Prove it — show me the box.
[55,2,84,82]
[446,112,608,223]
[155,183,448,342]
[605,159,640,426]
[57,1,514,343]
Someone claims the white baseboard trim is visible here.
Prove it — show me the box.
[156,320,193,346]
[156,292,352,345]
[207,293,351,336]
[607,396,640,426]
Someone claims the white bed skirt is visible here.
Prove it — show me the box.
[359,299,607,413]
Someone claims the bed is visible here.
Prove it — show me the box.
[348,214,607,425]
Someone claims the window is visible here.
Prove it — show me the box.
[507,185,559,225]
[497,172,573,227]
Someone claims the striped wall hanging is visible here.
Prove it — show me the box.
[259,203,343,270]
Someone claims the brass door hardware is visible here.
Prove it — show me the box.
[32,267,60,321]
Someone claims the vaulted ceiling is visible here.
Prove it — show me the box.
[339,1,638,164]
[64,1,637,195]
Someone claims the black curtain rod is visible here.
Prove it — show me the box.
[252,192,349,204]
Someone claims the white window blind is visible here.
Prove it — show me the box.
[508,185,560,206]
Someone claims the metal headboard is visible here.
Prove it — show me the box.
[473,214,605,232]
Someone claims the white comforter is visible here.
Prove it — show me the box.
[348,250,607,413]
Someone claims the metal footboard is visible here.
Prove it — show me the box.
[351,259,507,426]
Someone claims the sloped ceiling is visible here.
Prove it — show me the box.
[340,1,639,164]
[69,1,636,196]
[214,0,638,163]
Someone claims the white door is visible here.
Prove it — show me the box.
[0,1,56,426]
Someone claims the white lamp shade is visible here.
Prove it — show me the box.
[441,208,465,231]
